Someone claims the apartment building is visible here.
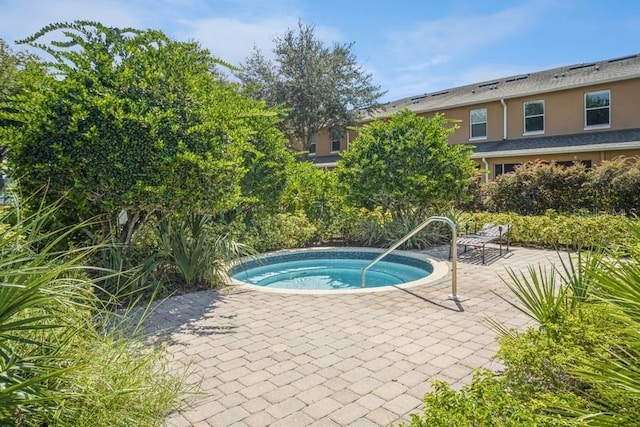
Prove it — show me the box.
[311,53,640,181]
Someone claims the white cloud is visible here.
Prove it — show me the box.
[385,2,541,62]
[176,16,343,67]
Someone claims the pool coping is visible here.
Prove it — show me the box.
[226,246,451,295]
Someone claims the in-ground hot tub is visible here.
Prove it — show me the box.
[228,247,449,294]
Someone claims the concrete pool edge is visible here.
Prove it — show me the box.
[226,246,451,295]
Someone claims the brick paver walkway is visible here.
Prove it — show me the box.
[148,245,560,426]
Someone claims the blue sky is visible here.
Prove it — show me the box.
[1,0,639,102]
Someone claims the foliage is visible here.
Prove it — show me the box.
[337,109,476,213]
[572,222,640,424]
[482,157,640,215]
[236,21,385,151]
[399,371,569,427]
[0,201,184,425]
[406,222,640,426]
[155,213,251,289]
[338,206,462,249]
[0,39,37,171]
[280,161,343,231]
[589,156,640,214]
[465,211,633,250]
[242,211,318,253]
[1,21,289,251]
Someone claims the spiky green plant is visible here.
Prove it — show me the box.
[156,213,251,288]
[0,200,186,426]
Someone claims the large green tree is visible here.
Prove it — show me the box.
[0,39,37,182]
[236,21,385,152]
[1,21,292,246]
[337,109,476,212]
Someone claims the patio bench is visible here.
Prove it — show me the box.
[457,223,511,264]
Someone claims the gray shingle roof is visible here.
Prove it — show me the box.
[468,127,640,159]
[367,53,640,120]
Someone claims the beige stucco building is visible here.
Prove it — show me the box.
[311,53,640,180]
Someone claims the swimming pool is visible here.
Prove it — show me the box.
[228,248,449,293]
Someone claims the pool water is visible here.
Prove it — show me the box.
[230,251,434,290]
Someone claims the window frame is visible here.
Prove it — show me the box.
[308,133,317,156]
[470,108,488,140]
[523,100,545,135]
[584,90,611,129]
[494,163,519,177]
[330,130,341,153]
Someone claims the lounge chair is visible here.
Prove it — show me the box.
[457,223,511,264]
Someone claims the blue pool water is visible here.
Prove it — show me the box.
[229,250,434,290]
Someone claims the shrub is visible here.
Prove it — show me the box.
[482,157,640,215]
[590,156,640,214]
[244,211,318,252]
[483,160,591,215]
[465,211,633,249]
[337,109,476,213]
[400,371,568,427]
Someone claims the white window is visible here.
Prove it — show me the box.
[524,100,544,134]
[585,90,610,128]
[470,108,487,139]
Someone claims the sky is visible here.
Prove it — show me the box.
[1,0,639,103]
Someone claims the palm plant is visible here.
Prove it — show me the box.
[568,222,640,424]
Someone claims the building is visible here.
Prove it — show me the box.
[310,53,640,180]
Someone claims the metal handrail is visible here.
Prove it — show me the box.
[360,216,459,300]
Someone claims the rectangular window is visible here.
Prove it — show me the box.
[585,90,610,128]
[494,163,519,177]
[331,131,341,152]
[308,133,316,155]
[470,108,487,139]
[524,100,544,134]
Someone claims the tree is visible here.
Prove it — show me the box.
[337,109,476,213]
[0,39,37,187]
[1,21,292,246]
[236,21,385,152]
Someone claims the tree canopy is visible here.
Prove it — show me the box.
[236,21,385,152]
[337,109,476,212]
[1,21,293,245]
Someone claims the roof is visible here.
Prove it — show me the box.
[367,53,640,120]
[467,127,640,159]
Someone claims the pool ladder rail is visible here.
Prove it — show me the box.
[360,216,459,301]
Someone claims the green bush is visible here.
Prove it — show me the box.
[465,211,633,249]
[244,211,318,252]
[590,156,640,214]
[481,157,640,215]
[400,370,569,427]
[483,160,591,214]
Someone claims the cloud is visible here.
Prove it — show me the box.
[373,1,559,102]
[176,16,343,67]
[385,2,543,62]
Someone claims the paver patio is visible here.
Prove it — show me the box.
[148,245,561,426]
